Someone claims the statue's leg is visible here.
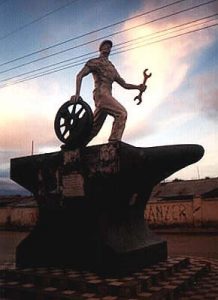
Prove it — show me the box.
[89,95,127,142]
[89,107,107,140]
[106,97,127,141]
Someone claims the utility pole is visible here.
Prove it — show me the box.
[197,166,200,179]
[31,140,34,155]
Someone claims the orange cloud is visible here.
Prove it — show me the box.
[0,81,63,152]
[109,7,217,144]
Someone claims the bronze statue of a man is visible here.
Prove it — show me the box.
[71,40,146,142]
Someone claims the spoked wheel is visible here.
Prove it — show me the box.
[54,97,93,149]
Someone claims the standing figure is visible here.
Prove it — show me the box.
[71,40,146,142]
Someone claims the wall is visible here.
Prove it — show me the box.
[0,207,38,229]
[145,196,218,227]
[145,200,193,226]
[201,198,218,226]
[1,196,218,229]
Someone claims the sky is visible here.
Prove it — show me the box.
[0,0,217,194]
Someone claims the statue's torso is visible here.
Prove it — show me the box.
[86,57,120,97]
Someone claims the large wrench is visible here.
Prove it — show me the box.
[134,69,152,105]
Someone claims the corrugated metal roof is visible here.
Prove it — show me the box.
[0,195,37,207]
[150,177,218,201]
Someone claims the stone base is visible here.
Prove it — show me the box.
[0,257,213,300]
[16,207,167,274]
[11,142,204,274]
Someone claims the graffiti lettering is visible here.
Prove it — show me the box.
[145,203,188,224]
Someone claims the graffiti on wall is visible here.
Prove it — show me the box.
[10,208,38,227]
[145,203,191,224]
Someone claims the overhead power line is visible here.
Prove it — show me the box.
[0,0,216,75]
[113,23,218,58]
[0,14,216,84]
[0,0,195,67]
[1,21,217,89]
[0,0,79,41]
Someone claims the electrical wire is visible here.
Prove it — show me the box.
[1,20,217,89]
[1,14,217,84]
[0,0,216,75]
[113,22,218,57]
[0,0,188,67]
[0,0,79,41]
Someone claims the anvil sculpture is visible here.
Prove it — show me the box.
[11,142,204,274]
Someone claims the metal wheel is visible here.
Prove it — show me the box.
[54,97,93,149]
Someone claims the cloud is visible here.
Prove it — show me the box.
[110,4,217,143]
[202,88,218,120]
[194,74,218,121]
[0,79,64,180]
[0,80,63,152]
[0,150,19,178]
[86,8,217,147]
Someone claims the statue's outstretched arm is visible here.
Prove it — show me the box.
[115,76,142,91]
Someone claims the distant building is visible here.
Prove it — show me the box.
[0,195,37,207]
[150,177,218,202]
[1,178,218,228]
[0,196,38,229]
[146,177,218,227]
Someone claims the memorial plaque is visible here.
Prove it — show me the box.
[62,173,85,197]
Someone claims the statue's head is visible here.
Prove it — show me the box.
[99,40,113,56]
